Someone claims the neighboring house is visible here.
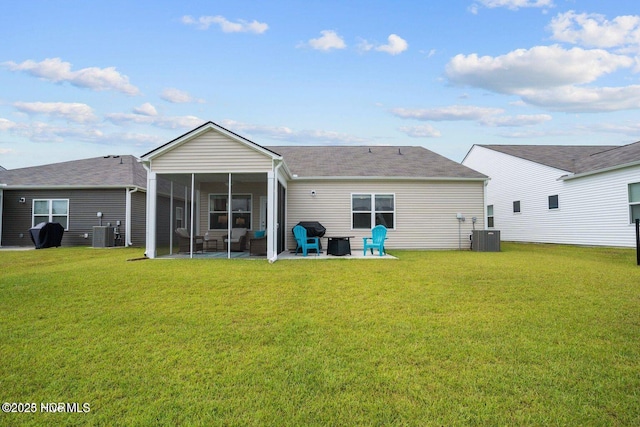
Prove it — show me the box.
[140,121,487,260]
[0,155,148,247]
[462,142,640,248]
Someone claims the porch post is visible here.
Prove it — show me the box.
[169,182,174,255]
[267,170,275,260]
[0,188,3,247]
[190,173,195,258]
[227,173,232,259]
[145,171,157,258]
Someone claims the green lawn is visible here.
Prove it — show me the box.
[1,243,639,426]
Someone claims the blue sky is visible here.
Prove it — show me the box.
[1,0,639,169]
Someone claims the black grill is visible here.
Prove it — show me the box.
[293,221,326,238]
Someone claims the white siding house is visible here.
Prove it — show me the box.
[462,143,640,247]
[140,122,488,259]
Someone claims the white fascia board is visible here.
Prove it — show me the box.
[290,176,488,182]
[141,122,281,162]
[1,185,146,191]
[275,158,293,180]
[559,160,640,181]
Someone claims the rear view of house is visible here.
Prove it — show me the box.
[462,142,640,247]
[141,121,488,259]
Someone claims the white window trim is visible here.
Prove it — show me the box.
[351,193,395,230]
[487,204,494,228]
[629,183,640,224]
[32,199,70,230]
[513,200,521,214]
[175,206,184,229]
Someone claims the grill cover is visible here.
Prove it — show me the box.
[294,221,326,238]
[29,222,64,249]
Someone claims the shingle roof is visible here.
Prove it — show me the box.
[0,155,147,188]
[572,141,640,174]
[478,142,640,176]
[476,145,618,172]
[267,145,486,179]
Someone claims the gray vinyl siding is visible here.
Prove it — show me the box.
[130,191,147,247]
[150,129,273,174]
[286,180,485,251]
[1,189,127,247]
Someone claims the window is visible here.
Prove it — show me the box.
[629,183,640,223]
[487,205,494,228]
[352,194,395,229]
[513,200,521,213]
[33,199,69,229]
[209,194,252,230]
[548,195,559,210]
[175,207,184,229]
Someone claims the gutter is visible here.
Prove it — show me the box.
[558,159,640,181]
[290,176,488,182]
[0,184,144,190]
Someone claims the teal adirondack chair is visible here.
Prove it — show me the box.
[293,225,320,256]
[363,225,387,256]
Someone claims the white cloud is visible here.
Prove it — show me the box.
[0,118,17,131]
[375,34,408,55]
[160,88,204,104]
[446,45,633,93]
[548,11,640,52]
[469,0,554,13]
[181,15,268,34]
[0,116,165,147]
[4,120,105,143]
[106,107,204,129]
[220,119,368,144]
[132,103,158,116]
[587,121,640,137]
[2,58,140,95]
[392,105,504,121]
[304,30,347,51]
[358,34,408,55]
[398,124,441,138]
[392,105,552,127]
[519,85,640,112]
[13,101,97,123]
[480,114,552,126]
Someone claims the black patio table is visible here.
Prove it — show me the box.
[326,236,354,256]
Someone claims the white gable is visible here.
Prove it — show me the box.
[147,124,277,174]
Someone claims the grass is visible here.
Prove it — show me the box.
[0,243,639,426]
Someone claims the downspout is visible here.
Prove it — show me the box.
[268,160,284,263]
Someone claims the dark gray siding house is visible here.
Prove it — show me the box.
[0,155,148,248]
